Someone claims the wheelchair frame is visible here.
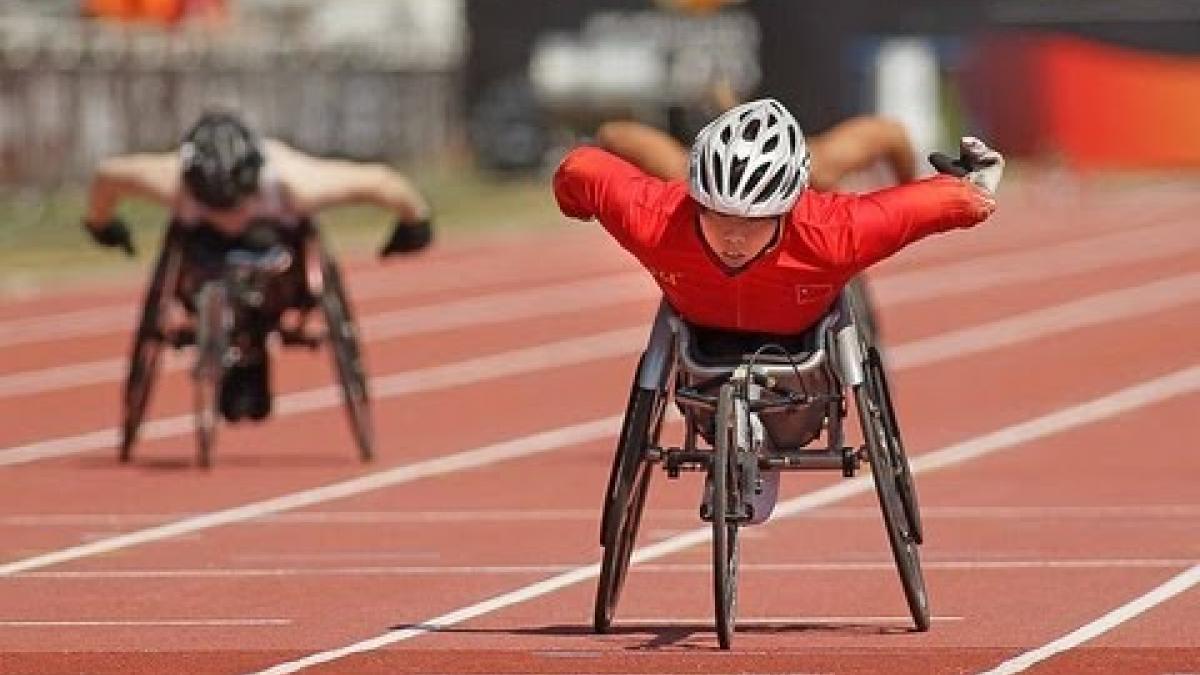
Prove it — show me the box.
[594,291,928,649]
[118,219,373,468]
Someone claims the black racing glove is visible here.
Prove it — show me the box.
[379,217,433,258]
[84,218,136,256]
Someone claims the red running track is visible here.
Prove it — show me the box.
[0,178,1198,675]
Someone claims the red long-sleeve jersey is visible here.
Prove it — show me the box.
[554,146,995,335]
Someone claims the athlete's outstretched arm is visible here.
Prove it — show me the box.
[270,142,433,257]
[809,138,1003,273]
[807,116,916,190]
[272,142,430,222]
[84,152,179,229]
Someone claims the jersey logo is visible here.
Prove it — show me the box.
[795,284,832,305]
[651,268,682,287]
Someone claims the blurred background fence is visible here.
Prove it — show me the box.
[1,0,1199,191]
[0,0,465,187]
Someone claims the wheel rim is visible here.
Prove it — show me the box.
[594,385,664,632]
[193,283,228,469]
[857,384,929,631]
[321,257,373,459]
[121,242,181,459]
[867,347,923,544]
[713,385,740,649]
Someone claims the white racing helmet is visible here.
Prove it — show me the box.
[688,98,810,218]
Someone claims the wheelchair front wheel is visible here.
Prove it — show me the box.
[594,381,664,633]
[193,281,230,469]
[319,250,374,462]
[712,383,742,650]
[855,378,929,632]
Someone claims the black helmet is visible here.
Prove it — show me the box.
[180,111,264,210]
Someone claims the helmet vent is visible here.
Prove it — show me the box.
[742,163,769,200]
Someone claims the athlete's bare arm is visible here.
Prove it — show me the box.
[84,152,180,229]
[595,121,691,182]
[268,141,430,223]
[594,121,690,182]
[807,116,916,189]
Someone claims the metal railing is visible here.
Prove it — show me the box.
[0,17,463,187]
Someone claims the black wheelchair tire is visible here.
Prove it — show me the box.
[192,281,229,469]
[712,383,741,650]
[866,345,923,544]
[121,332,163,463]
[594,381,663,633]
[120,238,183,462]
[593,459,652,634]
[319,249,374,462]
[855,381,930,632]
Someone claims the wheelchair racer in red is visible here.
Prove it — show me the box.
[554,98,1003,520]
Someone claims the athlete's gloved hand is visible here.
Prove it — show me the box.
[960,136,1004,195]
[928,136,1004,195]
[84,218,136,256]
[379,217,433,258]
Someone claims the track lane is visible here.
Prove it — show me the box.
[2,180,1200,672]
[0,288,1195,667]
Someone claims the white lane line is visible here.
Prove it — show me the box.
[4,270,1198,468]
[0,272,651,398]
[0,415,623,577]
[889,272,1200,369]
[0,619,290,627]
[17,559,1197,580]
[976,564,1200,675]
[232,552,443,563]
[0,327,646,468]
[251,364,1200,675]
[874,216,1200,305]
[7,504,1200,527]
[618,616,963,625]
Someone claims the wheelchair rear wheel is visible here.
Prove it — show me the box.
[855,370,929,631]
[711,383,742,649]
[865,345,923,543]
[319,249,374,462]
[193,281,230,469]
[120,238,183,462]
[594,375,665,633]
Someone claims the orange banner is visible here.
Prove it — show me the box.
[1041,36,1200,168]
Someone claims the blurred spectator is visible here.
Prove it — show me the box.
[83,0,227,26]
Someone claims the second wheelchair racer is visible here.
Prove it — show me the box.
[82,110,434,421]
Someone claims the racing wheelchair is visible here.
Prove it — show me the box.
[118,219,373,468]
[594,289,926,649]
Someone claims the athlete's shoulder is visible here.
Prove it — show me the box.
[555,145,685,219]
[786,187,858,229]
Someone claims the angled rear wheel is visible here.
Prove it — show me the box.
[855,371,929,631]
[594,375,665,633]
[319,248,373,462]
[121,237,183,462]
